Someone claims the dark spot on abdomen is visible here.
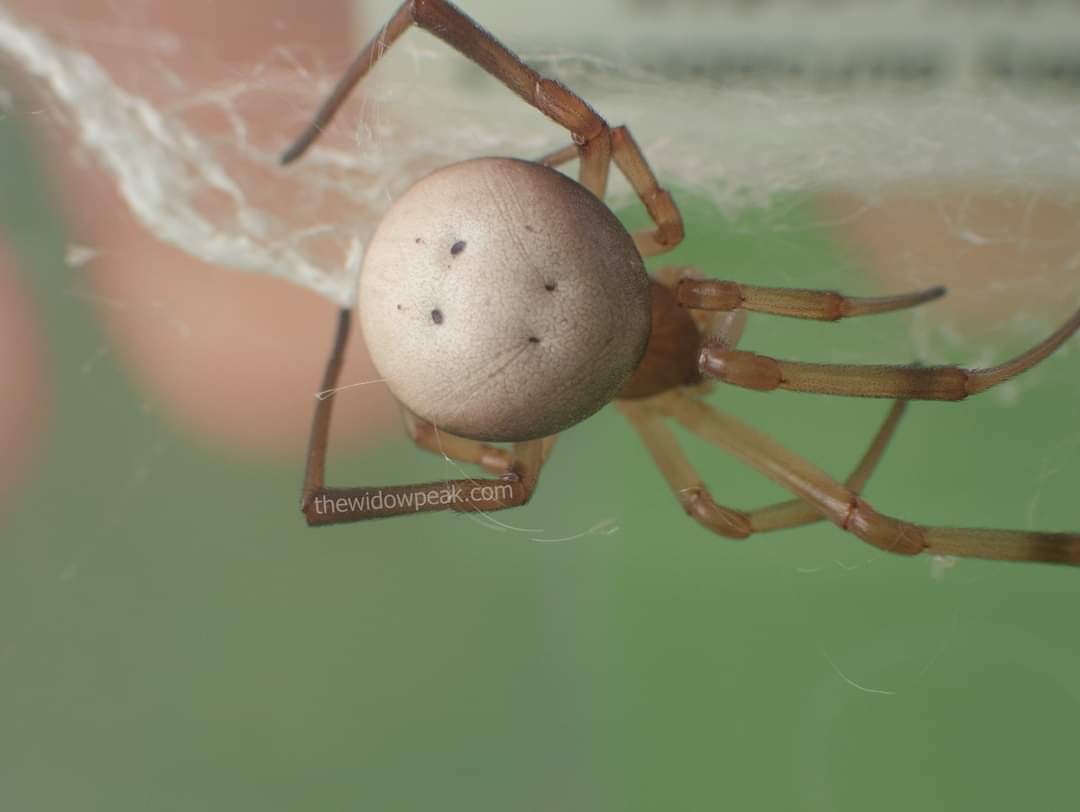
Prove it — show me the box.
[431,309,444,325]
[528,336,540,344]
[450,240,466,256]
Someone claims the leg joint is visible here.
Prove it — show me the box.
[537,78,607,140]
[845,498,928,556]
[679,486,753,539]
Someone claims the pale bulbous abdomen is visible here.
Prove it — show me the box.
[359,157,651,441]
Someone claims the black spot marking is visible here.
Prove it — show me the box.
[525,225,536,233]
[528,336,540,344]
[544,281,557,291]
[415,237,423,244]
[431,309,444,325]
[396,304,403,311]
[450,240,466,256]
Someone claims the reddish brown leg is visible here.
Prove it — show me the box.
[664,390,1080,564]
[282,0,683,252]
[301,309,544,526]
[537,143,578,168]
[618,399,751,537]
[677,278,946,321]
[281,0,610,190]
[611,126,685,257]
[403,407,558,473]
[401,408,512,475]
[700,301,1080,399]
[537,126,683,256]
[617,398,908,538]
[748,399,908,532]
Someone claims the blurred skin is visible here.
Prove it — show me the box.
[822,186,1080,334]
[0,235,48,514]
[5,0,396,470]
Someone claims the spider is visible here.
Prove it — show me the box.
[284,0,1080,565]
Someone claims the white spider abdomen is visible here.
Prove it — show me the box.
[358,157,651,442]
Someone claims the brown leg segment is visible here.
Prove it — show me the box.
[617,399,908,539]
[280,0,610,192]
[610,126,684,256]
[281,0,683,251]
[677,278,946,321]
[402,408,512,475]
[618,399,751,537]
[300,309,545,526]
[664,390,1080,564]
[747,399,908,532]
[700,304,1080,399]
[537,143,578,168]
[537,126,683,257]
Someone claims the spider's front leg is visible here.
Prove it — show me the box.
[697,303,1080,399]
[300,310,547,527]
[677,266,1080,399]
[675,276,946,321]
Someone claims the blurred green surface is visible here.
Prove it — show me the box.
[2,111,1079,812]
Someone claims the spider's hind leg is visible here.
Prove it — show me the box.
[402,409,512,475]
[403,409,561,474]
[536,125,683,257]
[301,309,551,526]
[282,0,683,259]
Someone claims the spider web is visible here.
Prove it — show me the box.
[2,0,1079,313]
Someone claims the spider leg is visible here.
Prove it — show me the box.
[537,125,684,256]
[699,302,1080,399]
[676,277,946,321]
[617,398,908,538]
[403,408,561,474]
[618,399,750,537]
[664,390,1080,564]
[537,143,578,168]
[301,309,546,526]
[748,399,907,532]
[281,0,683,254]
[402,408,513,475]
[611,126,685,256]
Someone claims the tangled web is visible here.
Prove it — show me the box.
[1,2,1079,313]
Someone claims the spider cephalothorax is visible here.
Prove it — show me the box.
[287,0,1080,566]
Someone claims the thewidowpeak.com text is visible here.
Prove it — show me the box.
[311,482,515,515]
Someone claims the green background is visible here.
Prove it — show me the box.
[2,110,1079,811]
